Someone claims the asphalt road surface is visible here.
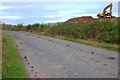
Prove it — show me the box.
[6,31,118,78]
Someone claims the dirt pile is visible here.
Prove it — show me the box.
[65,16,94,23]
[65,16,117,23]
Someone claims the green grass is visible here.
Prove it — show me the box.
[2,33,27,78]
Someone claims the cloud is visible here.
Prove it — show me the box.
[43,3,102,19]
[43,13,98,23]
[0,4,34,10]
[47,3,101,10]
[44,17,69,23]
[44,19,65,23]
[0,16,22,19]
[43,9,97,20]
[0,5,12,10]
[34,21,41,23]
[43,9,85,18]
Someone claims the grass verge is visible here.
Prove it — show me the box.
[2,33,27,78]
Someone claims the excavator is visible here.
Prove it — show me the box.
[97,3,113,18]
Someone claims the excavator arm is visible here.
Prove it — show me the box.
[102,3,112,15]
[97,3,113,18]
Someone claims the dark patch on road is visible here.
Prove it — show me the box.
[38,37,41,38]
[103,64,108,66]
[24,56,27,59]
[24,56,28,62]
[107,57,115,60]
[49,40,51,41]
[34,75,37,77]
[20,42,23,44]
[31,66,34,68]
[25,59,28,62]
[90,58,100,62]
[23,55,36,75]
[80,49,83,51]
[66,45,70,46]
[91,52,94,54]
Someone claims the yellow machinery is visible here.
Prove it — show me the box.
[97,3,113,18]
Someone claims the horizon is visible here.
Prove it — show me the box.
[0,2,118,25]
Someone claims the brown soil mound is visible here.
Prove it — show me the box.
[65,16,94,23]
[65,16,117,23]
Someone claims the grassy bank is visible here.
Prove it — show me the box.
[2,33,27,78]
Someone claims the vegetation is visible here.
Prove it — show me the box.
[2,19,119,51]
[2,33,27,78]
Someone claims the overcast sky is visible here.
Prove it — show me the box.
[0,2,118,24]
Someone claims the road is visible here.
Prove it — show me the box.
[6,31,118,78]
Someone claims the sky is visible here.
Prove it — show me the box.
[0,2,118,25]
